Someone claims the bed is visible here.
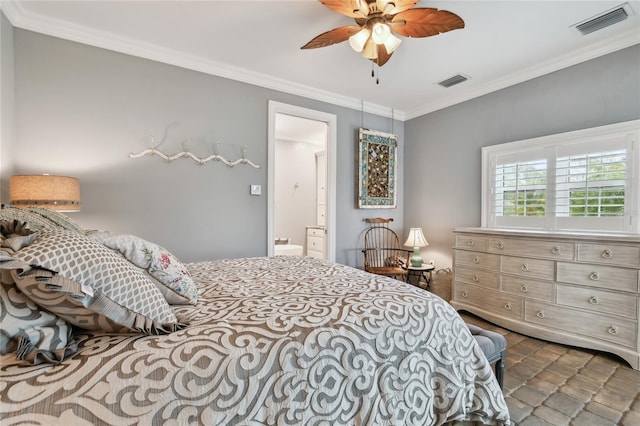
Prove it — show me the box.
[0,207,509,425]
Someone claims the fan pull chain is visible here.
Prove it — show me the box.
[371,62,380,84]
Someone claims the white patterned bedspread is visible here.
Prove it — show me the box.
[0,256,510,425]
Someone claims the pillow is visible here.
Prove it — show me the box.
[0,206,58,232]
[0,219,37,252]
[25,207,84,234]
[0,255,77,365]
[88,232,198,305]
[11,228,185,334]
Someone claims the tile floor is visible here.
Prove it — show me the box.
[425,272,640,426]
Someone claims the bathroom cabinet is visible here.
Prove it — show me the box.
[306,226,325,258]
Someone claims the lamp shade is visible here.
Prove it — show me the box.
[348,28,370,52]
[9,175,81,212]
[404,228,429,248]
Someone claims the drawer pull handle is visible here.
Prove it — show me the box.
[472,275,480,282]
[504,303,512,311]
[601,249,613,259]
[608,325,618,335]
[521,285,528,293]
[536,310,545,319]
[590,272,600,281]
[467,239,474,246]
[551,247,560,255]
[473,256,480,264]
[521,264,529,272]
[497,241,504,250]
[589,296,599,305]
[462,290,469,298]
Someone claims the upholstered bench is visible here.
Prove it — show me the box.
[467,324,506,388]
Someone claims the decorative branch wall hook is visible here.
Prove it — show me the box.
[129,136,261,168]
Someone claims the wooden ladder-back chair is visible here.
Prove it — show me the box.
[362,218,412,280]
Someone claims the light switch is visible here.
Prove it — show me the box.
[250,184,262,196]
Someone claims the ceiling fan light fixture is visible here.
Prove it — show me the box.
[354,0,370,17]
[349,28,370,52]
[376,0,394,14]
[301,1,465,70]
[383,33,401,54]
[362,38,378,59]
[371,22,391,44]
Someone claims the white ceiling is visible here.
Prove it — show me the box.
[2,0,639,120]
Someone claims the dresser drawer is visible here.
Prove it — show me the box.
[526,301,637,348]
[577,243,640,268]
[454,250,500,270]
[501,256,555,280]
[489,237,574,260]
[454,266,499,289]
[307,227,324,238]
[556,284,638,319]
[501,275,554,302]
[454,234,489,251]
[557,262,638,293]
[454,282,523,319]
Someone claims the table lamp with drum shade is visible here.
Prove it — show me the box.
[9,174,81,212]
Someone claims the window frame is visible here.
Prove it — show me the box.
[481,120,640,234]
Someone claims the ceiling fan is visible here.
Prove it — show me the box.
[301,0,465,69]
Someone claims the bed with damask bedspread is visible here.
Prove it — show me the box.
[0,208,509,425]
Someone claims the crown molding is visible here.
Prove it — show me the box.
[1,0,403,120]
[3,1,637,122]
[404,29,640,120]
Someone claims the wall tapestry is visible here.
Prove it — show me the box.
[358,128,397,208]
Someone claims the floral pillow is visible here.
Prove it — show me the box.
[88,232,198,305]
[0,255,77,365]
[12,228,185,334]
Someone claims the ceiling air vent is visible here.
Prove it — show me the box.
[438,74,469,88]
[573,3,631,35]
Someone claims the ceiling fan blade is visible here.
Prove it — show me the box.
[301,26,362,49]
[377,0,419,15]
[320,0,370,18]
[391,8,465,38]
[374,44,393,66]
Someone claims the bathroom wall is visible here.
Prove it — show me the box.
[274,138,320,250]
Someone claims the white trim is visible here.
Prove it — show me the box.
[405,28,640,120]
[3,1,638,121]
[1,0,399,120]
[268,101,337,262]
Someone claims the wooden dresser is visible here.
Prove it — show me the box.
[451,227,640,370]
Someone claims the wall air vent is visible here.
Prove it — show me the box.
[438,74,469,88]
[573,3,632,35]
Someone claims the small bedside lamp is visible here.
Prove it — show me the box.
[9,174,81,212]
[404,227,429,267]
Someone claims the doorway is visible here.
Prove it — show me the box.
[267,101,336,261]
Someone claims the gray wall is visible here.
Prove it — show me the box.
[405,45,640,269]
[0,13,15,199]
[3,27,405,266]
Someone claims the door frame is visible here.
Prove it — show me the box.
[267,101,337,261]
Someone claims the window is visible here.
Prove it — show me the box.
[482,120,639,233]
[495,159,546,217]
